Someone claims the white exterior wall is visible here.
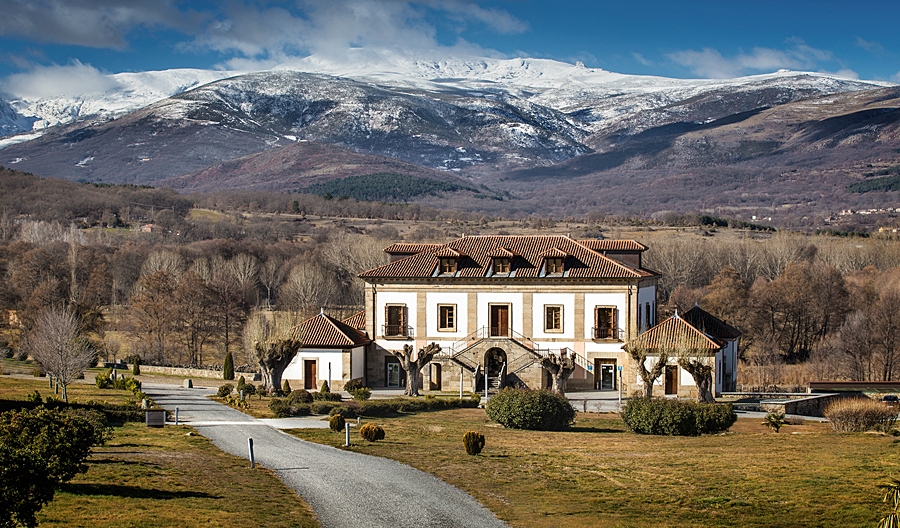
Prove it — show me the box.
[375,291,417,336]
[283,349,345,387]
[637,284,657,332]
[351,346,365,379]
[426,292,469,338]
[477,292,523,333]
[532,293,575,339]
[583,292,628,340]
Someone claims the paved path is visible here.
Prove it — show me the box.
[142,383,507,528]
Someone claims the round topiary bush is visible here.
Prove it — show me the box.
[359,423,385,442]
[287,389,313,404]
[462,431,485,455]
[621,398,737,436]
[329,413,346,433]
[485,389,575,431]
[217,384,234,398]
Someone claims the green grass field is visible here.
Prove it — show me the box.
[2,377,320,528]
[287,408,899,528]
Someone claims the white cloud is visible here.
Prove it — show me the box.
[189,0,526,69]
[669,39,847,79]
[855,36,885,55]
[632,52,653,67]
[0,0,198,49]
[0,61,121,99]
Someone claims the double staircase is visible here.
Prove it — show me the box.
[434,327,590,393]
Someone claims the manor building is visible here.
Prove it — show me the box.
[358,235,660,393]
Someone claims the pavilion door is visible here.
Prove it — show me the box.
[304,360,317,390]
[490,305,509,337]
[665,365,678,395]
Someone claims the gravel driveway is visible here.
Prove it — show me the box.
[143,383,507,528]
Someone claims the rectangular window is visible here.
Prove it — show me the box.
[384,304,408,337]
[594,307,617,339]
[546,258,564,274]
[440,258,457,274]
[494,258,510,274]
[545,305,563,332]
[646,303,652,329]
[438,304,456,331]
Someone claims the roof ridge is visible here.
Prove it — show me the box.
[570,238,644,278]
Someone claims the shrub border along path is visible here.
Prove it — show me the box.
[143,383,507,528]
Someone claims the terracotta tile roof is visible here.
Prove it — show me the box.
[360,235,657,280]
[682,306,741,339]
[434,247,464,258]
[342,310,366,331]
[382,243,442,255]
[578,239,647,252]
[539,247,569,258]
[488,247,517,258]
[289,311,371,348]
[623,315,725,353]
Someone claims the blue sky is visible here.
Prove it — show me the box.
[1,0,898,97]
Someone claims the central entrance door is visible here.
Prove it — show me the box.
[387,362,401,388]
[303,360,317,390]
[489,304,510,337]
[665,365,678,395]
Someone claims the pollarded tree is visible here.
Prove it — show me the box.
[539,349,577,396]
[24,307,95,402]
[624,342,667,398]
[390,343,441,397]
[244,311,302,394]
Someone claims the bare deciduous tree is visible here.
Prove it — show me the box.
[539,349,577,396]
[390,343,441,397]
[25,308,95,402]
[624,342,667,398]
[244,310,302,394]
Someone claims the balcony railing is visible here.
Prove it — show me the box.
[592,327,625,341]
[382,325,413,338]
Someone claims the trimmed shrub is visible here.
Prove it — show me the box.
[351,387,372,401]
[313,391,342,402]
[621,398,736,436]
[320,380,330,393]
[94,371,111,389]
[329,413,346,433]
[131,356,141,376]
[356,400,398,417]
[287,389,313,404]
[241,383,257,397]
[223,351,234,381]
[282,379,292,394]
[343,378,365,392]
[359,423,385,442]
[217,384,234,398]
[485,389,575,431]
[268,399,292,418]
[237,375,246,390]
[311,401,342,415]
[824,397,899,432]
[463,431,485,455]
[329,406,357,419]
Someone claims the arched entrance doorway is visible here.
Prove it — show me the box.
[483,347,507,392]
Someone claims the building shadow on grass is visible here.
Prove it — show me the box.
[60,483,220,500]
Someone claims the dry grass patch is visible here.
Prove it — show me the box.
[288,409,897,527]
[36,423,319,528]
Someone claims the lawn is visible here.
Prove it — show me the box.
[287,409,900,528]
[2,377,320,528]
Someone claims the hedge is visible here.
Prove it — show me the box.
[621,398,737,436]
[485,389,575,431]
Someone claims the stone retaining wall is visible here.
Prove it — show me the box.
[129,364,259,380]
[760,392,860,417]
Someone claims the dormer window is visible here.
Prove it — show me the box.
[440,258,457,274]
[493,258,510,274]
[546,258,564,274]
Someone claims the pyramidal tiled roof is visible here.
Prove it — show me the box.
[359,235,656,280]
[682,306,741,340]
[342,310,366,332]
[624,315,725,353]
[289,311,371,348]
